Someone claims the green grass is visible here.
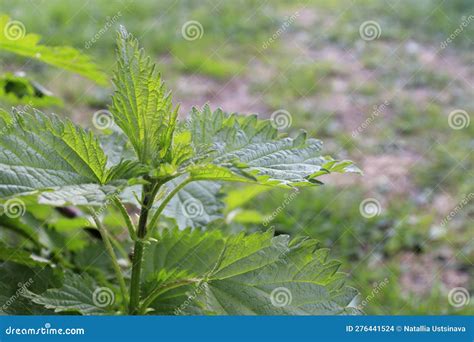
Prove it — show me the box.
[254,60,344,110]
[392,101,446,135]
[310,0,474,48]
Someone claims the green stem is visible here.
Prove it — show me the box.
[92,215,128,310]
[128,183,160,314]
[128,239,145,314]
[147,177,192,236]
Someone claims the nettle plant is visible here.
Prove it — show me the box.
[0,28,361,315]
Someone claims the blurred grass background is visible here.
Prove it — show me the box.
[0,0,472,314]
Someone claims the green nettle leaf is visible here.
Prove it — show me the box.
[141,229,359,315]
[110,27,179,166]
[0,109,120,204]
[187,105,360,187]
[0,14,107,85]
[25,272,118,315]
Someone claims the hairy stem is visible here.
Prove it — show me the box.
[92,215,128,310]
[128,183,159,314]
[128,239,145,314]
